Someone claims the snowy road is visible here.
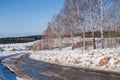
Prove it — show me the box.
[3,54,120,80]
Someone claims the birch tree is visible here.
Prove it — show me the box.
[100,0,104,48]
[89,0,96,49]
[63,0,76,50]
[73,0,87,50]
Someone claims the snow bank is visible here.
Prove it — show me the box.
[30,47,120,73]
[0,51,26,59]
[16,77,29,80]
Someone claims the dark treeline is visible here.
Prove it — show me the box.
[0,35,42,44]
[64,31,120,38]
[43,31,120,38]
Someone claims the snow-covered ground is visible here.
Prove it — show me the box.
[33,37,120,51]
[30,47,120,73]
[0,51,26,57]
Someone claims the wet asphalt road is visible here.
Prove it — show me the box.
[3,54,120,80]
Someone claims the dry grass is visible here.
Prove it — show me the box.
[73,60,81,64]
[97,57,110,66]
[115,60,120,64]
[54,59,61,64]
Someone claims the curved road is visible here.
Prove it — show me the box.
[3,54,120,80]
[0,53,26,80]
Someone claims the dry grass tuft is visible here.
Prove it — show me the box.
[115,60,120,64]
[54,59,61,64]
[97,57,110,66]
[73,60,81,64]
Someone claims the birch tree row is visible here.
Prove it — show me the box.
[43,0,120,50]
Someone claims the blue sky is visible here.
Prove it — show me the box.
[0,0,64,38]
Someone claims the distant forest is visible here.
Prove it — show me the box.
[0,35,42,44]
[0,30,119,44]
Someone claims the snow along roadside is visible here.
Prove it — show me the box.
[29,47,120,74]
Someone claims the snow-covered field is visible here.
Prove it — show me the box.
[0,41,35,60]
[30,47,120,73]
[0,41,35,51]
